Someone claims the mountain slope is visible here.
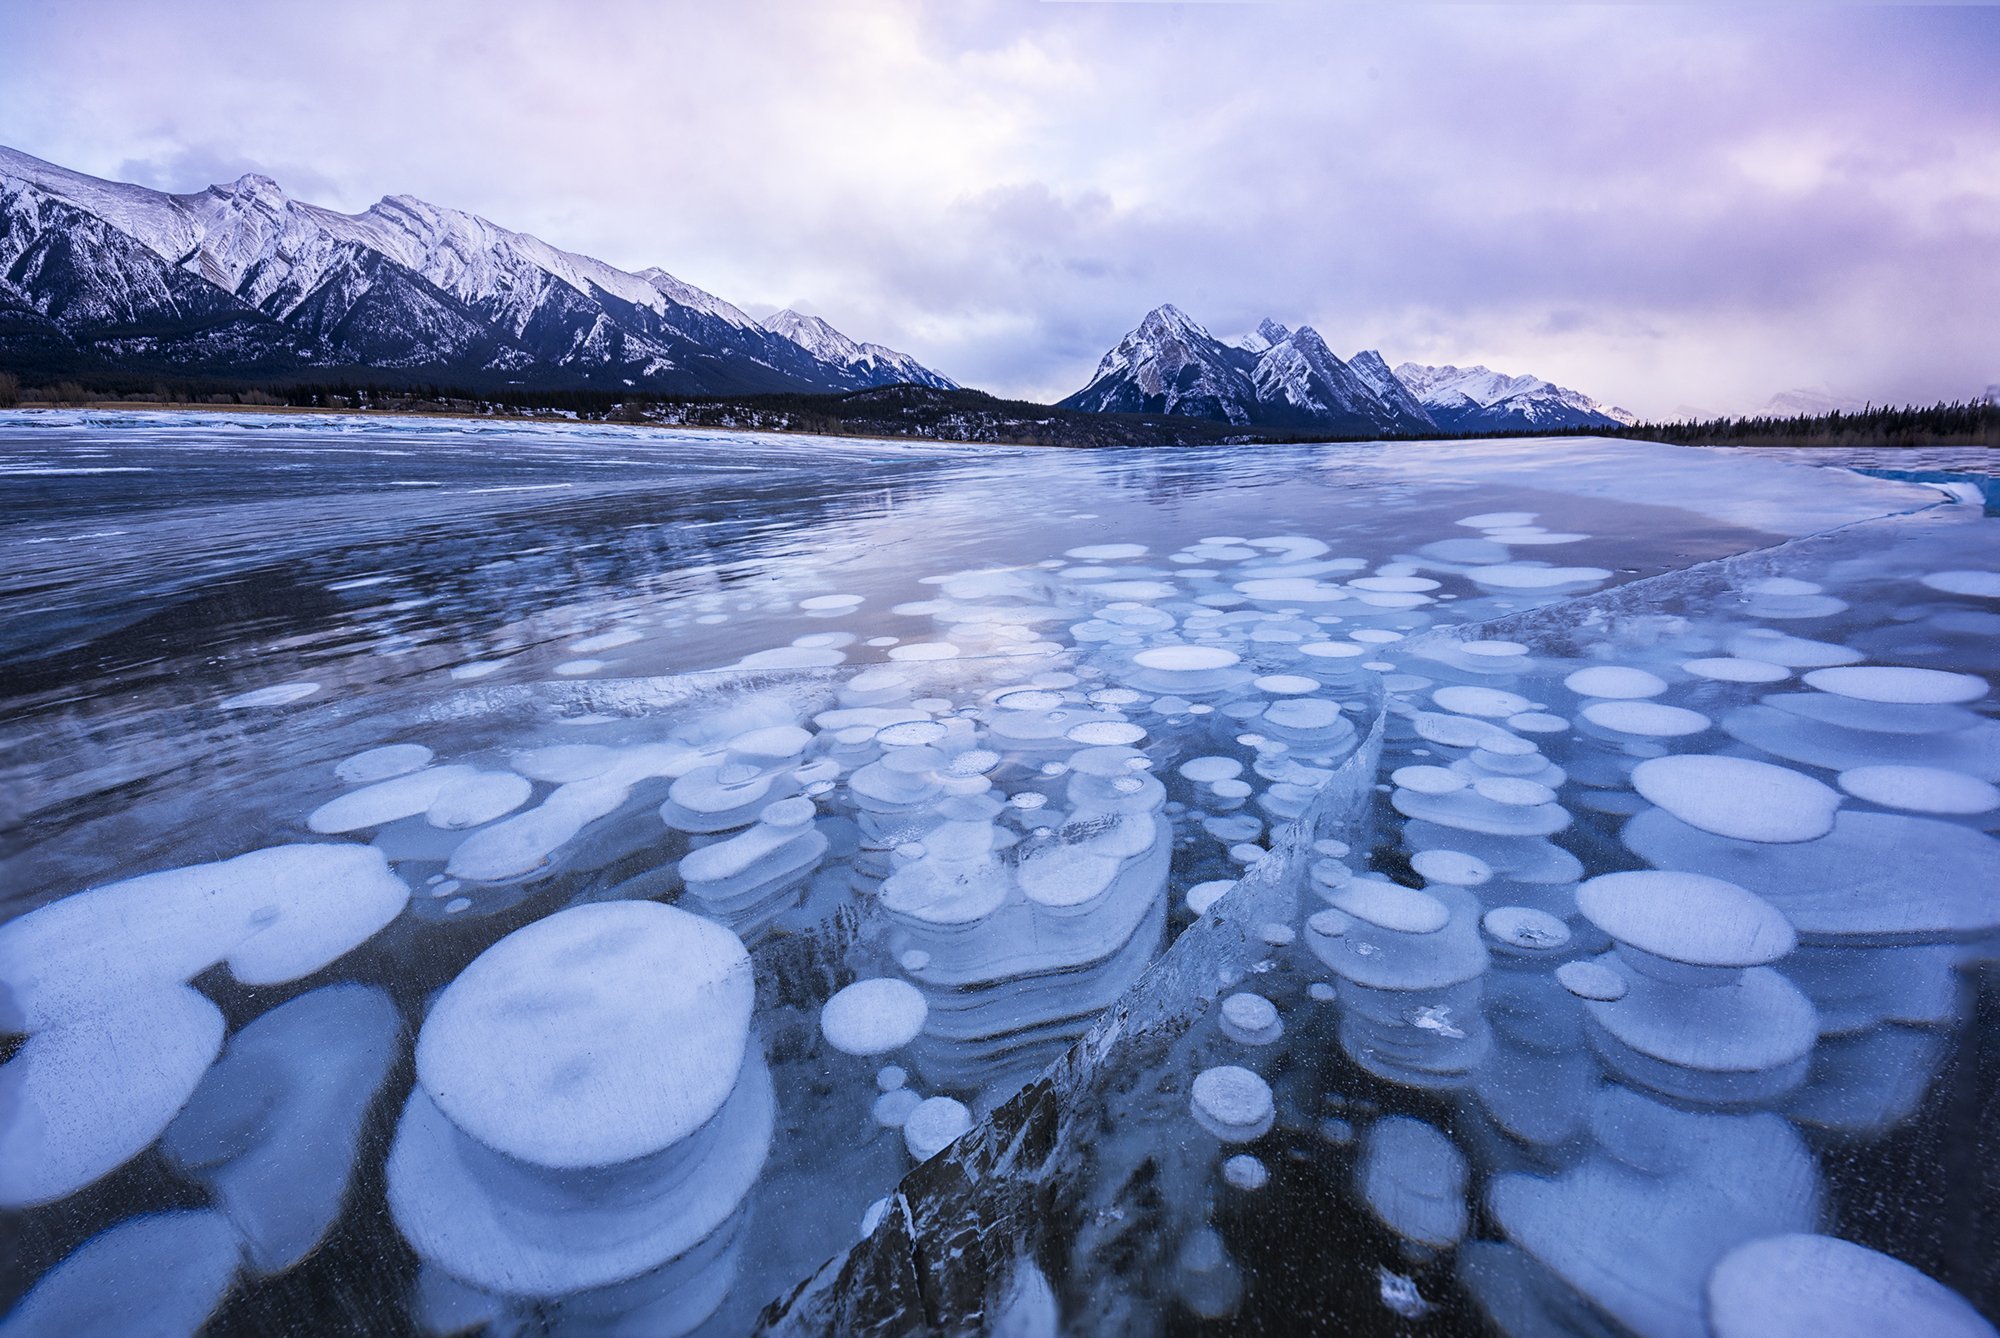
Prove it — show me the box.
[1058,305,1259,424]
[0,143,951,394]
[1393,361,1636,431]
[761,309,957,389]
[1059,305,1433,434]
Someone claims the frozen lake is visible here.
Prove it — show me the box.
[2,411,1996,1335]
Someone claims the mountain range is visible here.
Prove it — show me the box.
[0,144,954,394]
[2,145,1649,433]
[1059,304,1635,434]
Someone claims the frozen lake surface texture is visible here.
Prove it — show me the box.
[2,410,1996,1336]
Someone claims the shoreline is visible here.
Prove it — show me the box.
[1,401,1989,456]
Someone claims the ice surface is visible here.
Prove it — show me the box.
[7,417,1996,1334]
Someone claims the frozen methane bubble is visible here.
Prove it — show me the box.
[1135,645,1239,671]
[1186,880,1235,916]
[1222,1155,1269,1190]
[1631,755,1841,843]
[1727,628,1862,669]
[873,1088,923,1128]
[0,985,224,1208]
[1412,849,1493,886]
[0,843,411,1029]
[1802,666,1988,705]
[1565,666,1668,699]
[1836,765,2000,815]
[1180,756,1244,783]
[0,1210,243,1336]
[1920,570,2000,598]
[218,682,320,709]
[415,901,753,1169]
[1623,808,2000,941]
[1705,1233,1998,1338]
[1190,1066,1276,1142]
[1580,701,1711,738]
[1359,1116,1469,1248]
[1683,657,1791,684]
[1577,871,1796,970]
[1433,685,1536,718]
[1218,992,1284,1046]
[820,978,930,1056]
[902,1096,973,1161]
[1481,906,1572,953]
[1557,959,1628,1001]
[335,742,434,783]
[161,984,400,1273]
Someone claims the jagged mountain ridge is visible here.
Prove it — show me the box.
[0,144,955,393]
[761,309,957,390]
[1062,304,1639,436]
[1057,305,1434,435]
[1393,361,1636,431]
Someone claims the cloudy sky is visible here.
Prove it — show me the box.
[4,0,1996,416]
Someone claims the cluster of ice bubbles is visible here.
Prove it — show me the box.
[5,508,1996,1335]
[1171,546,1999,1334]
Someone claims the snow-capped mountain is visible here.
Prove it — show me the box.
[761,309,957,390]
[1058,305,1433,435]
[0,144,955,394]
[1761,388,1867,417]
[1392,361,1637,431]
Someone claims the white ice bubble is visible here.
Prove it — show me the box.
[1481,906,1571,952]
[887,642,961,662]
[1727,628,1863,669]
[1581,701,1711,738]
[415,901,753,1169]
[1411,849,1492,887]
[335,743,434,784]
[162,984,399,1272]
[1254,674,1321,695]
[1802,666,1988,705]
[1683,657,1791,684]
[1066,543,1149,560]
[219,682,320,709]
[0,1210,243,1336]
[903,1096,973,1160]
[0,845,410,1030]
[569,628,643,653]
[1631,754,1841,843]
[1556,959,1628,1001]
[820,978,929,1057]
[1705,1233,1997,1338]
[798,594,866,611]
[1219,992,1284,1046]
[554,659,607,676]
[1919,570,2000,598]
[1186,879,1235,916]
[1190,1065,1275,1142]
[1577,870,1795,968]
[0,986,225,1208]
[1458,512,1539,529]
[1222,1154,1269,1190]
[1392,765,1467,796]
[1180,756,1245,784]
[1565,666,1668,699]
[1836,765,2000,815]
[1359,1116,1468,1248]
[427,770,534,830]
[872,1088,924,1129]
[1433,685,1535,718]
[1134,645,1240,672]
